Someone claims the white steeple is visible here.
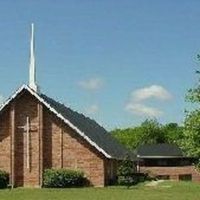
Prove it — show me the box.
[29,23,39,92]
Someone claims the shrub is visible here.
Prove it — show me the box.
[117,155,137,187]
[118,175,137,186]
[0,170,9,189]
[118,173,149,186]
[43,169,86,188]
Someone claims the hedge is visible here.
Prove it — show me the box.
[43,169,86,188]
[0,170,9,189]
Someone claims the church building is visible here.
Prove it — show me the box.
[0,24,128,187]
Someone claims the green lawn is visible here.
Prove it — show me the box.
[0,181,200,200]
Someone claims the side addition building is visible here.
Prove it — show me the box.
[136,143,200,182]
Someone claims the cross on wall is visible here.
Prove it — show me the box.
[17,116,38,171]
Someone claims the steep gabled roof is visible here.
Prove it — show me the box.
[136,143,184,158]
[0,85,129,160]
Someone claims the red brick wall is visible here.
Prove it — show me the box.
[140,166,200,182]
[0,108,11,173]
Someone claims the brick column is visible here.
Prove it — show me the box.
[10,103,15,188]
[38,103,43,187]
[60,128,63,168]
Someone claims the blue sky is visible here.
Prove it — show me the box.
[0,0,200,130]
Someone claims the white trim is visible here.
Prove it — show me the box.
[137,155,184,159]
[0,85,112,159]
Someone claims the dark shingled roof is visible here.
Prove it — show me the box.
[40,93,130,160]
[136,143,184,158]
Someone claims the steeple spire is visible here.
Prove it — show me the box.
[29,23,39,92]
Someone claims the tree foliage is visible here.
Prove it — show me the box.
[117,155,136,187]
[111,119,183,150]
[139,119,165,144]
[181,54,200,159]
[163,123,184,144]
[182,110,200,157]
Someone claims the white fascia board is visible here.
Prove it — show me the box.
[0,85,112,159]
[137,155,184,159]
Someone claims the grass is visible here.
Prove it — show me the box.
[0,181,200,200]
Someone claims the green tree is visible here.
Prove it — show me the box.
[139,119,165,144]
[162,123,183,145]
[111,120,183,150]
[181,54,200,159]
[182,110,200,157]
[117,155,136,188]
[111,127,143,149]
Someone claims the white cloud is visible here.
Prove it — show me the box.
[125,103,163,117]
[85,104,99,115]
[125,85,172,117]
[78,78,104,91]
[131,85,172,102]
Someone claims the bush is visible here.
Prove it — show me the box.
[117,155,137,187]
[118,172,148,186]
[0,170,9,189]
[118,175,137,186]
[43,169,86,188]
